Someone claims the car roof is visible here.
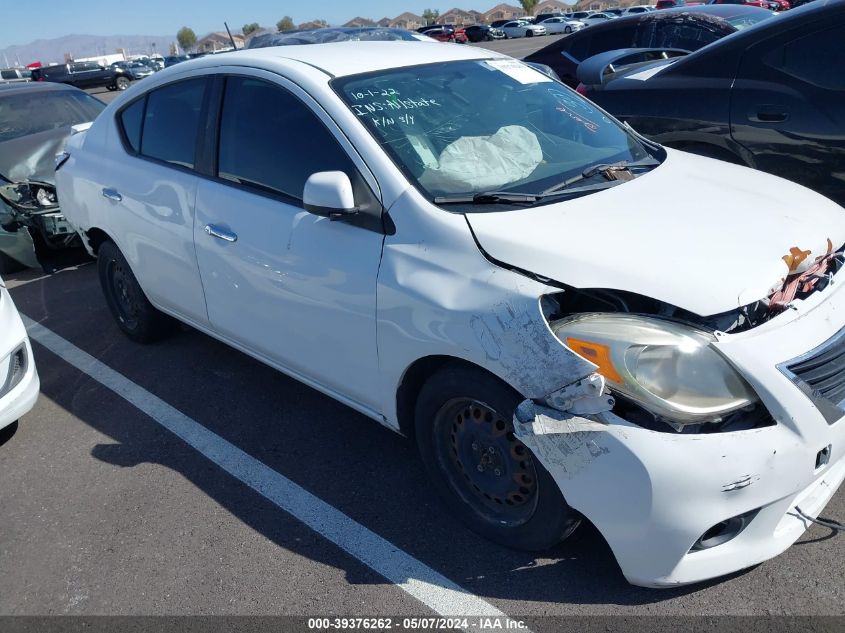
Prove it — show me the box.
[182,41,502,78]
[0,81,78,96]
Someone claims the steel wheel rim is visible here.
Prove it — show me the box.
[433,398,539,527]
[107,259,140,330]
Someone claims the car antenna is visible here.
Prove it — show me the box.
[224,22,238,50]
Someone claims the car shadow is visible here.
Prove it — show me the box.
[9,266,755,609]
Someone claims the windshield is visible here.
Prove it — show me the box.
[0,90,105,143]
[333,59,650,205]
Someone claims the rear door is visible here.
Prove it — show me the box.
[103,76,211,325]
[730,20,845,202]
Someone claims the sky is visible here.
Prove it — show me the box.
[0,1,505,47]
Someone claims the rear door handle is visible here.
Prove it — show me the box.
[101,187,122,202]
[204,224,237,243]
[749,107,789,123]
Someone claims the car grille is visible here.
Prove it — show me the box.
[783,326,845,424]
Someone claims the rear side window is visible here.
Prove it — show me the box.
[764,25,845,91]
[119,98,144,152]
[140,78,206,168]
[217,76,356,202]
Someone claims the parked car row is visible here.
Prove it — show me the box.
[525,4,777,86]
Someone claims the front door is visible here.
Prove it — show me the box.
[193,73,385,412]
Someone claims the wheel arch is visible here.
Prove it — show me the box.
[82,226,115,255]
[395,354,522,440]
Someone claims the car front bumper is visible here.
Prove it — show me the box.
[0,284,39,431]
[515,274,845,587]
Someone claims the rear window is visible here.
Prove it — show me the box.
[138,78,206,168]
[0,89,105,143]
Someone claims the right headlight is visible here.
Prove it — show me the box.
[552,313,758,425]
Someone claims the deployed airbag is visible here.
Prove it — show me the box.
[419,125,542,193]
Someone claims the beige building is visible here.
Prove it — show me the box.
[343,16,377,27]
[195,32,245,52]
[440,8,477,25]
[483,3,527,22]
[535,0,574,15]
[389,12,425,29]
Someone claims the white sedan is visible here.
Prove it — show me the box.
[56,41,845,588]
[0,275,39,437]
[539,17,586,34]
[500,20,547,37]
[581,12,616,25]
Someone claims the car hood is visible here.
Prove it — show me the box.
[0,126,70,185]
[465,149,845,316]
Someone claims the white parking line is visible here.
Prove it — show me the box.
[21,315,524,630]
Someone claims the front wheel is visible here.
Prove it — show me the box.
[526,30,534,37]
[115,76,130,91]
[97,241,175,343]
[565,26,572,33]
[415,364,581,551]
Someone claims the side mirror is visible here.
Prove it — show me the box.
[303,171,358,220]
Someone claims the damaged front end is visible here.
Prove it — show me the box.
[0,177,81,272]
[510,247,845,586]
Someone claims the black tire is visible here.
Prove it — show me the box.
[526,30,534,37]
[485,34,493,41]
[0,251,26,275]
[115,76,130,91]
[415,363,581,551]
[0,420,18,447]
[97,240,175,343]
[565,25,572,34]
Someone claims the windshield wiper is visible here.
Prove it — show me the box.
[541,156,660,195]
[434,191,540,205]
[434,180,626,206]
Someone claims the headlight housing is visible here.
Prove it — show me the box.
[552,314,758,425]
[0,182,59,211]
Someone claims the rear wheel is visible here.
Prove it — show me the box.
[415,364,581,551]
[97,241,175,343]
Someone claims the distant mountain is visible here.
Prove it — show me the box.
[0,34,176,66]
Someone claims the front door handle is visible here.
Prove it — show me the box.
[204,224,237,243]
[101,187,122,202]
[749,107,789,123]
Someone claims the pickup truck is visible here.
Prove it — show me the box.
[30,61,131,91]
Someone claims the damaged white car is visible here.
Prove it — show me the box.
[55,42,845,587]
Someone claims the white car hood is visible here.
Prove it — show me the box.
[466,149,845,316]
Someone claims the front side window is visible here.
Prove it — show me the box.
[140,78,206,168]
[764,25,845,91]
[333,60,649,204]
[217,76,357,202]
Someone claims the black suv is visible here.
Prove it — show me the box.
[30,61,131,91]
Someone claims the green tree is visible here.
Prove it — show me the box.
[176,26,197,52]
[422,8,440,25]
[242,22,260,36]
[519,0,539,15]
[276,16,295,31]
